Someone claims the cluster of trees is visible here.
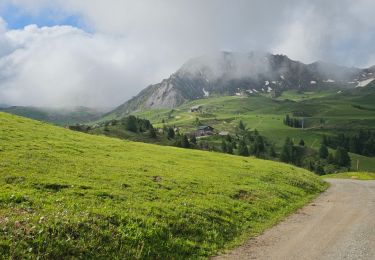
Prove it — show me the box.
[220,121,274,158]
[163,125,176,139]
[283,114,303,128]
[323,130,375,156]
[221,135,235,154]
[313,144,351,175]
[279,137,351,175]
[352,104,370,111]
[99,116,158,138]
[85,116,197,148]
[280,137,305,165]
[197,140,215,151]
[68,124,92,132]
[70,116,158,139]
[174,134,194,148]
[119,116,154,134]
[161,125,197,149]
[218,121,353,175]
[319,144,351,168]
[99,117,197,148]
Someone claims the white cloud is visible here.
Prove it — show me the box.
[273,0,375,66]
[0,0,374,107]
[0,23,171,107]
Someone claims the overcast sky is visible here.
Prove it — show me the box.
[0,0,374,107]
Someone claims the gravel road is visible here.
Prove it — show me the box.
[214,179,375,260]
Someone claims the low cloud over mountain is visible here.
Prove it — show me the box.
[0,0,375,107]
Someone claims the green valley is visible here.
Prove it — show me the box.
[122,85,375,172]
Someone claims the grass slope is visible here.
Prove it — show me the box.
[0,112,327,258]
[324,172,375,180]
[349,153,375,172]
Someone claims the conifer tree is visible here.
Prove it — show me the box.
[335,147,351,167]
[167,127,175,139]
[280,137,294,163]
[125,115,138,132]
[190,135,197,145]
[327,153,335,164]
[149,126,157,138]
[269,144,277,157]
[227,143,234,154]
[315,164,325,175]
[238,140,249,156]
[221,140,228,153]
[182,135,190,148]
[319,144,329,159]
[238,120,246,131]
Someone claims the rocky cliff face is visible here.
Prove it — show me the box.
[108,51,373,118]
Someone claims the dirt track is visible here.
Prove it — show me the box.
[214,179,375,260]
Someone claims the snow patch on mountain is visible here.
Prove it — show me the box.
[203,88,210,97]
[324,79,335,83]
[356,78,375,88]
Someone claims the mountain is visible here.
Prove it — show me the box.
[0,106,109,125]
[109,51,373,118]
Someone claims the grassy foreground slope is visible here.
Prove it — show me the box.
[324,172,375,180]
[0,112,326,258]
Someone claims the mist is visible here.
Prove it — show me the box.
[0,0,374,107]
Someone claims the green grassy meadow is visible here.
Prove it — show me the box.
[132,87,375,171]
[0,112,327,258]
[349,153,375,172]
[324,172,375,180]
